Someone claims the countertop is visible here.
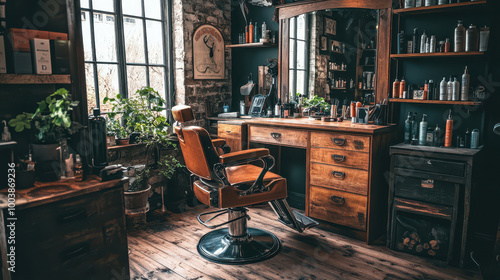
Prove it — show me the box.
[0,175,128,210]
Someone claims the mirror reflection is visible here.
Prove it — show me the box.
[288,9,379,105]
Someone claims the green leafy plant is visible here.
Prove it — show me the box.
[303,95,330,113]
[8,88,81,144]
[128,168,150,192]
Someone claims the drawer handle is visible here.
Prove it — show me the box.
[331,195,345,205]
[62,243,89,260]
[332,138,346,146]
[332,171,345,180]
[332,154,346,163]
[226,131,232,133]
[421,179,435,189]
[58,209,87,224]
[271,133,282,140]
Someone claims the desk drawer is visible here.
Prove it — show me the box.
[394,155,465,177]
[309,186,367,231]
[218,123,242,138]
[249,125,308,148]
[311,132,370,153]
[310,163,368,195]
[395,175,457,206]
[310,147,369,170]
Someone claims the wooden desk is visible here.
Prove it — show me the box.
[241,118,397,243]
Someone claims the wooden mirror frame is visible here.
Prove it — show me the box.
[277,0,392,104]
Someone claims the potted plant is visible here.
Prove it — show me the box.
[8,88,81,181]
[302,95,330,118]
[124,167,152,214]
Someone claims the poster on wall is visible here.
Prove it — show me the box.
[193,24,225,80]
[324,17,336,36]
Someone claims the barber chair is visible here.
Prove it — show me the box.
[172,105,317,264]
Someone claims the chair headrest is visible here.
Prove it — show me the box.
[172,105,195,123]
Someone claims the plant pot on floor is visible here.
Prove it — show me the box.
[31,143,61,182]
[116,138,130,145]
[124,185,151,215]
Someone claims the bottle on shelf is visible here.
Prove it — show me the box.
[440,77,448,101]
[465,128,471,148]
[461,66,470,101]
[392,78,400,98]
[420,30,427,54]
[454,20,466,52]
[412,28,420,54]
[434,125,443,147]
[430,35,436,53]
[404,112,412,144]
[412,112,419,144]
[274,98,281,117]
[445,110,453,147]
[452,77,460,101]
[261,22,267,43]
[419,114,428,145]
[405,0,415,8]
[400,77,406,98]
[479,26,490,52]
[447,76,454,101]
[466,24,479,52]
[249,21,254,43]
[423,80,429,100]
[445,38,451,53]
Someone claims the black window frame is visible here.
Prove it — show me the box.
[289,14,310,100]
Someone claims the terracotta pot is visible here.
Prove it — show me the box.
[124,185,151,215]
[116,138,130,145]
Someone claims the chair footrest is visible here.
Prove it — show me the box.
[269,199,318,233]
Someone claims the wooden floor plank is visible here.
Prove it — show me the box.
[128,205,480,280]
[129,250,186,280]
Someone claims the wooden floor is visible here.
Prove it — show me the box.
[128,204,480,280]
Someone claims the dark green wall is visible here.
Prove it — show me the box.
[230,5,279,111]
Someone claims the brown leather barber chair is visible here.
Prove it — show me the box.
[172,105,317,264]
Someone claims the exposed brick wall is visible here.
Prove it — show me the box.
[173,0,232,127]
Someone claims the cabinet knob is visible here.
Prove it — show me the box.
[331,195,345,205]
[332,171,345,180]
[332,154,346,163]
[332,138,346,146]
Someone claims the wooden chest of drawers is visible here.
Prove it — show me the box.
[246,119,396,243]
[218,121,247,152]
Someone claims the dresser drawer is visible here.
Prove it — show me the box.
[310,163,369,195]
[395,175,457,206]
[311,132,370,153]
[249,125,308,148]
[394,155,465,177]
[310,147,369,170]
[309,186,367,231]
[218,123,242,138]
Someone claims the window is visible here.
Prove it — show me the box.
[80,0,173,113]
[289,14,309,99]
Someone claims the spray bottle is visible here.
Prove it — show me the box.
[445,110,454,147]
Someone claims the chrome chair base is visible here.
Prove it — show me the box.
[197,228,281,264]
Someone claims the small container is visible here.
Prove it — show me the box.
[466,24,479,52]
[479,26,490,52]
[439,41,445,52]
[471,129,479,148]
[445,38,451,52]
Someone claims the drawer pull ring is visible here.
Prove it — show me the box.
[332,171,345,180]
[332,154,346,163]
[332,138,346,146]
[331,195,345,205]
[271,133,282,140]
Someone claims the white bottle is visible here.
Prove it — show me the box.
[430,35,436,53]
[425,37,430,53]
[440,77,447,101]
[452,77,460,101]
[447,76,453,101]
[261,22,267,42]
[420,30,427,53]
[461,66,470,101]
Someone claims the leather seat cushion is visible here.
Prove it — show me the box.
[225,164,282,186]
[193,180,219,207]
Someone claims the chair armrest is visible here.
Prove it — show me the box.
[212,139,226,147]
[219,148,269,164]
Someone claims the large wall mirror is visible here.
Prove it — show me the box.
[278,0,392,105]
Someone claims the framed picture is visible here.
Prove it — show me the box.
[413,90,425,100]
[193,24,225,80]
[324,17,336,36]
[320,36,328,51]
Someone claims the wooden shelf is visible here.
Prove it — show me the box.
[107,143,145,150]
[226,42,277,48]
[391,52,484,59]
[389,99,481,106]
[0,74,71,85]
[331,87,347,90]
[393,1,487,15]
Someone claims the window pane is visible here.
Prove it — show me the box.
[127,66,147,97]
[92,0,114,12]
[289,17,296,39]
[289,39,295,67]
[145,0,162,19]
[297,71,306,96]
[81,11,93,61]
[94,13,117,62]
[289,70,295,96]
[149,67,165,97]
[124,17,145,63]
[297,14,306,40]
[97,64,120,110]
[122,0,142,17]
[81,0,89,9]
[297,41,306,69]
[85,63,96,113]
[146,20,164,65]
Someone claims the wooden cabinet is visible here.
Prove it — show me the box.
[387,144,483,267]
[217,121,247,152]
[0,177,129,280]
[246,118,396,243]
